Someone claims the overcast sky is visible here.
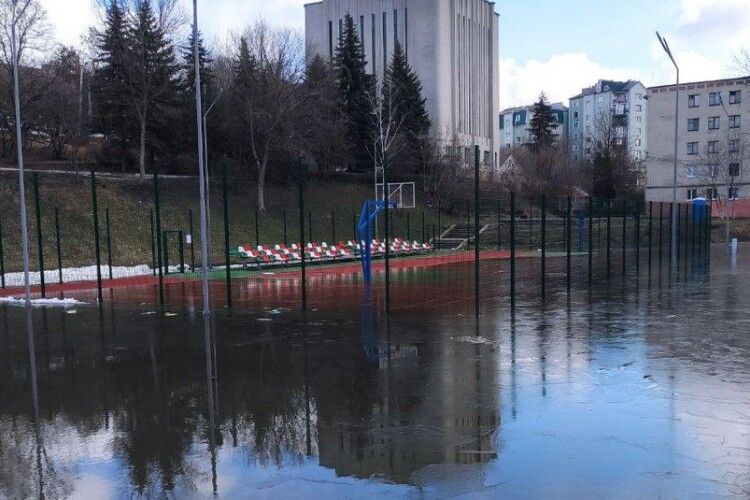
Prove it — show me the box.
[40,0,750,109]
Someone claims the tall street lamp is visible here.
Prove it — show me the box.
[656,31,679,273]
[193,0,211,315]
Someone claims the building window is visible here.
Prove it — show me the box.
[707,140,718,154]
[728,186,740,199]
[688,118,700,131]
[687,165,698,178]
[687,142,699,155]
[709,92,721,106]
[729,115,741,129]
[636,104,643,112]
[573,111,579,119]
[729,163,740,177]
[636,116,642,123]
[729,90,742,104]
[635,139,642,146]
[688,94,700,108]
[729,139,740,153]
[708,116,720,130]
[687,188,698,200]
[707,188,717,200]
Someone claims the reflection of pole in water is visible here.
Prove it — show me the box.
[510,311,518,420]
[25,305,45,499]
[203,313,218,495]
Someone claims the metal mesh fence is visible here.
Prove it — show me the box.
[0,167,713,314]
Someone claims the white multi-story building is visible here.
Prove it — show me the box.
[305,0,500,167]
[500,102,568,148]
[646,77,750,204]
[568,80,648,162]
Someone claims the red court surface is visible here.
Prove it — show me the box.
[0,251,518,305]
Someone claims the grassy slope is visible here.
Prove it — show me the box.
[0,172,450,273]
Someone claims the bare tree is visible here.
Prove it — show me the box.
[0,0,55,157]
[237,21,306,212]
[40,47,82,160]
[694,132,747,242]
[366,76,406,198]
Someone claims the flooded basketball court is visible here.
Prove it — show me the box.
[1,247,748,498]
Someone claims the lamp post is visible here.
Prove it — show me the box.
[193,0,210,315]
[11,0,31,309]
[656,31,679,273]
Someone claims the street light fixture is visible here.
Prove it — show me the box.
[656,31,680,272]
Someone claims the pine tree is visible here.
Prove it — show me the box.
[93,0,131,167]
[181,28,214,97]
[124,0,180,179]
[529,93,557,150]
[383,41,431,166]
[333,14,374,169]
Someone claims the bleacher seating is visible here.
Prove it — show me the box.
[230,239,433,268]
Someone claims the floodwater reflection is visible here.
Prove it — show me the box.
[0,248,749,498]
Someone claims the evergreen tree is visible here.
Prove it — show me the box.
[333,14,374,169]
[529,93,556,150]
[382,41,431,166]
[93,0,131,167]
[124,0,180,179]
[181,28,214,96]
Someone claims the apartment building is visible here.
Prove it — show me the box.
[646,77,750,205]
[568,80,648,162]
[305,0,501,167]
[499,102,568,148]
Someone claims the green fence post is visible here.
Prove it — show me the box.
[222,162,232,308]
[473,145,480,319]
[299,182,307,311]
[497,198,502,251]
[541,194,546,300]
[283,210,288,246]
[635,204,641,275]
[648,202,653,278]
[437,201,442,240]
[150,209,156,276]
[422,210,426,243]
[255,209,260,247]
[622,200,627,277]
[406,211,411,241]
[308,211,313,243]
[188,209,196,270]
[589,197,594,286]
[510,192,516,309]
[606,200,612,280]
[566,196,572,294]
[105,208,113,280]
[163,231,170,276]
[32,173,45,298]
[153,172,164,307]
[331,210,336,243]
[0,218,5,288]
[179,230,185,273]
[54,208,63,284]
[659,202,664,274]
[92,171,104,304]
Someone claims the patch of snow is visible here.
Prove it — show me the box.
[2,264,155,287]
[451,336,495,345]
[0,297,84,308]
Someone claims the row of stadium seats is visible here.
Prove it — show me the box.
[231,239,433,267]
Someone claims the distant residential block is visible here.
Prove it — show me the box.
[568,80,648,162]
[499,102,568,148]
[646,76,750,203]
